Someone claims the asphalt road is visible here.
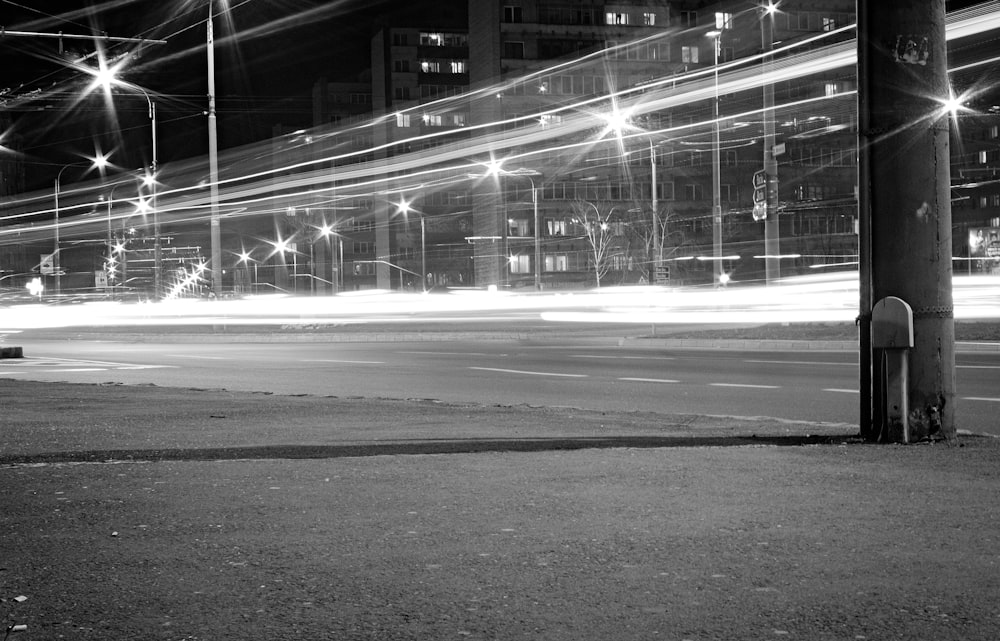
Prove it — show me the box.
[6,335,1000,436]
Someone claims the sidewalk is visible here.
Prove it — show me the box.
[2,377,999,640]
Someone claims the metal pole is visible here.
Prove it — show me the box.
[208,0,223,297]
[150,99,161,300]
[651,140,659,279]
[711,33,723,286]
[53,176,61,297]
[421,216,427,293]
[761,6,780,284]
[533,182,541,290]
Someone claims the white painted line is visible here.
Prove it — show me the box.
[301,359,385,365]
[619,377,680,384]
[824,388,859,394]
[571,355,676,361]
[963,396,1000,403]
[116,365,178,370]
[50,368,106,372]
[709,382,781,389]
[745,359,854,366]
[957,365,1000,369]
[399,351,504,357]
[469,366,587,378]
[173,354,228,360]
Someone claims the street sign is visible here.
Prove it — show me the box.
[39,253,54,275]
[752,170,766,190]
[95,270,109,289]
[654,264,670,285]
[753,203,767,221]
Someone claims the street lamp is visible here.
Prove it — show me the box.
[760,1,781,284]
[707,25,724,287]
[395,198,426,292]
[91,66,162,299]
[486,165,542,290]
[53,155,109,298]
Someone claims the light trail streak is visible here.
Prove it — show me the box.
[0,274,995,331]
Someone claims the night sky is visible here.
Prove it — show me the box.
[0,0,460,189]
[0,0,983,190]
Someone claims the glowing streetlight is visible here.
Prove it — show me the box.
[474,163,543,290]
[53,154,109,298]
[396,198,427,292]
[85,62,162,299]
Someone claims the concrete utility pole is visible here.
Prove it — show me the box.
[858,0,956,441]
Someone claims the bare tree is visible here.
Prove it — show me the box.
[625,206,691,284]
[571,200,626,287]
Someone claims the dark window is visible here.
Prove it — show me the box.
[503,41,525,59]
[504,6,523,23]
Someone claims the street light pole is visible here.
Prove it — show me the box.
[208,0,223,297]
[650,140,659,278]
[709,29,724,286]
[420,215,427,292]
[761,3,780,284]
[532,179,541,290]
[53,158,107,298]
[53,173,63,298]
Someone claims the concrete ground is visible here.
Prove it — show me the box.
[2,377,999,640]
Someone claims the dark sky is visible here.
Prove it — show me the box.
[1,0,454,188]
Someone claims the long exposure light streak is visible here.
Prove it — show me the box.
[1,2,998,280]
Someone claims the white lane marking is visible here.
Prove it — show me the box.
[398,351,505,357]
[709,382,781,389]
[173,354,228,360]
[301,359,385,365]
[571,355,676,361]
[619,377,680,384]
[48,368,107,372]
[469,366,587,378]
[824,388,859,394]
[957,365,1000,369]
[963,396,1000,402]
[117,365,178,370]
[745,359,854,366]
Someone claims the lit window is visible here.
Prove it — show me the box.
[396,113,411,127]
[449,60,466,73]
[715,12,733,30]
[643,12,656,26]
[420,32,443,46]
[420,60,441,73]
[681,46,699,64]
[508,218,530,237]
[509,254,531,273]
[825,82,839,96]
[607,12,629,25]
[545,255,568,272]
[547,220,568,236]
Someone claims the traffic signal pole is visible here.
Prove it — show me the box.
[858,0,956,441]
[761,4,780,285]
